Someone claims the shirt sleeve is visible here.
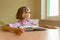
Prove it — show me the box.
[29,19,39,26]
[8,22,20,28]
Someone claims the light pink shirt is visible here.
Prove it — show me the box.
[9,19,38,28]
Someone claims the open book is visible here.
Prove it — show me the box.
[19,26,46,32]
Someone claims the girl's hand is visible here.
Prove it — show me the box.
[14,28,24,35]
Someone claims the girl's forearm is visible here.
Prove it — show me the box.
[2,25,24,35]
[40,25,57,29]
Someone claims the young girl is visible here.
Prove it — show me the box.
[2,6,56,35]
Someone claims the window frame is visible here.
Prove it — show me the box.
[41,0,60,20]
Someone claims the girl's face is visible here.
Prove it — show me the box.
[22,12,31,19]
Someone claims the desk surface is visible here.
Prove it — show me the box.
[0,30,46,40]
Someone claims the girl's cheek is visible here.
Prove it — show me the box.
[22,14,26,18]
[26,14,30,18]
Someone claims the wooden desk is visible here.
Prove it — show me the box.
[0,30,46,40]
[21,31,46,40]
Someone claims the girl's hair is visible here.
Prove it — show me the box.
[16,6,30,20]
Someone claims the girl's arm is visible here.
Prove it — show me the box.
[40,25,57,29]
[31,22,56,29]
[29,19,56,29]
[2,24,24,35]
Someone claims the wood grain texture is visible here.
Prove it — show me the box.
[0,30,46,40]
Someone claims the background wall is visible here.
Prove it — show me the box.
[0,0,41,23]
[34,0,41,19]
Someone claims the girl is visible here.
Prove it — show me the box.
[2,6,56,35]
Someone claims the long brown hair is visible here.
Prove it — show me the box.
[16,6,30,20]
